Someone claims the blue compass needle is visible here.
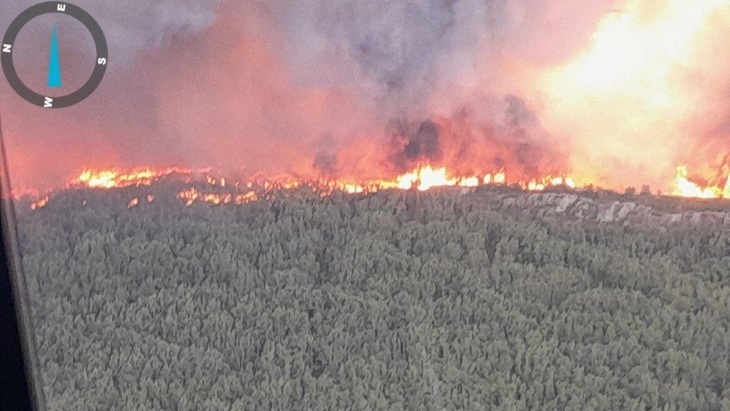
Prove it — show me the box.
[48,24,62,88]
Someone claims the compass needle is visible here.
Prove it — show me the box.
[47,24,62,89]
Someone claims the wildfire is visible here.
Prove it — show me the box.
[177,187,259,207]
[393,166,484,191]
[30,196,49,210]
[73,167,202,189]
[171,165,578,207]
[385,165,575,193]
[527,177,576,192]
[673,165,730,199]
[20,160,730,211]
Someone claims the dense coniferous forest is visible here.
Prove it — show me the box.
[14,186,730,410]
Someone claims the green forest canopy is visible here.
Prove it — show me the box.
[16,187,730,410]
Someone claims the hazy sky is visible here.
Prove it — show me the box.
[1,0,728,192]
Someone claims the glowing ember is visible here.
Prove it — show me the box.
[128,198,140,209]
[177,186,260,207]
[30,196,49,210]
[238,191,258,203]
[178,187,200,207]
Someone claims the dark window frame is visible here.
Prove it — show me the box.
[0,116,45,410]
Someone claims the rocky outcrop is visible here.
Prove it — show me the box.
[496,192,730,226]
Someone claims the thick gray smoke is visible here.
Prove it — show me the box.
[387,120,443,172]
[0,0,221,66]
[270,0,506,112]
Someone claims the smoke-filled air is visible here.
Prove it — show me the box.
[1,0,729,198]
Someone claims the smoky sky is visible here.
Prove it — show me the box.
[0,0,221,65]
[1,0,727,192]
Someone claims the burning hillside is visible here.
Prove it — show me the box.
[20,160,730,214]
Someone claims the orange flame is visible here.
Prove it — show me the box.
[23,160,730,211]
[177,186,260,206]
[673,165,730,199]
[73,167,203,189]
[30,196,49,210]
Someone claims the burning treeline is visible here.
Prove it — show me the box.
[4,0,730,201]
[24,155,729,212]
